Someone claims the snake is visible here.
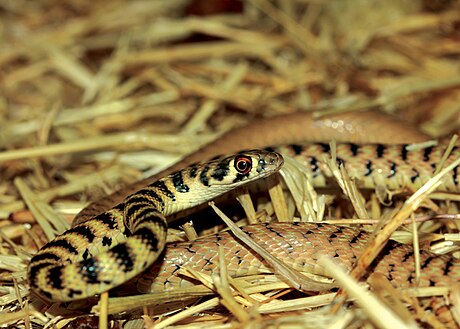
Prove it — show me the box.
[28,150,284,301]
[28,111,460,324]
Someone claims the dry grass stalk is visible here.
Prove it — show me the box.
[1,0,459,328]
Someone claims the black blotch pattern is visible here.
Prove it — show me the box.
[94,212,117,230]
[82,249,90,260]
[79,258,101,284]
[309,156,319,174]
[66,225,96,243]
[289,144,303,155]
[387,161,397,178]
[211,159,230,181]
[401,145,408,161]
[189,163,199,178]
[172,171,190,193]
[365,160,373,176]
[102,237,112,247]
[402,250,414,262]
[42,291,53,300]
[443,259,454,275]
[233,172,249,183]
[410,168,420,183]
[336,157,345,166]
[376,144,385,158]
[200,166,210,186]
[45,239,78,255]
[110,243,135,272]
[319,143,331,153]
[423,146,433,161]
[349,143,359,156]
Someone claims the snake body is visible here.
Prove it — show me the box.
[140,222,459,326]
[141,222,460,292]
[28,150,283,301]
[27,110,460,329]
[274,141,459,192]
[29,139,459,302]
[74,111,431,224]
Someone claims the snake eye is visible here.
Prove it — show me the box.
[234,156,252,175]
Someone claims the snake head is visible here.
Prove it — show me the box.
[198,149,284,188]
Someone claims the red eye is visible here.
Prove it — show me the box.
[234,156,252,174]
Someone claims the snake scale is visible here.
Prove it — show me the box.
[28,112,460,324]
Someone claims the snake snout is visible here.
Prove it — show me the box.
[259,151,284,173]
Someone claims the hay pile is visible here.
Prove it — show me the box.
[1,1,459,328]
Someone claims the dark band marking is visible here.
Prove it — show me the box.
[142,189,165,210]
[79,258,101,284]
[28,263,49,288]
[402,250,414,262]
[172,170,190,193]
[200,166,210,187]
[66,225,96,243]
[211,159,230,181]
[267,225,284,237]
[110,243,135,272]
[131,209,165,228]
[47,266,64,290]
[45,239,78,255]
[126,194,154,207]
[423,146,433,162]
[289,144,303,155]
[401,145,408,161]
[349,143,359,156]
[150,181,176,201]
[349,231,366,244]
[376,144,385,158]
[135,227,161,252]
[421,256,435,269]
[125,202,149,221]
[30,252,61,264]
